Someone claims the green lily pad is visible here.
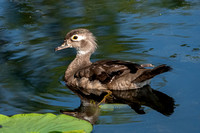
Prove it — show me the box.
[100,103,128,111]
[0,113,92,133]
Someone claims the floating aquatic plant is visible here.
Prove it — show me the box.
[0,113,92,133]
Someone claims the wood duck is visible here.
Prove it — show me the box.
[55,28,172,104]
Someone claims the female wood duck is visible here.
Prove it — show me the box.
[55,28,171,104]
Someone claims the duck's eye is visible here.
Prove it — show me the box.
[72,35,78,40]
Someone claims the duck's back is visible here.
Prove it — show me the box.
[65,60,170,90]
[75,60,142,83]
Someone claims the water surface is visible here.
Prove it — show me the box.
[0,0,200,132]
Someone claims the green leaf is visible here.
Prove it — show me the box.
[100,103,128,111]
[0,113,92,133]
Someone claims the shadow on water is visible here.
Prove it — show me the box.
[61,85,175,124]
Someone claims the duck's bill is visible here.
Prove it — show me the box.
[55,43,71,51]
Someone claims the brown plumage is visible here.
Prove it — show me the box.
[55,28,172,91]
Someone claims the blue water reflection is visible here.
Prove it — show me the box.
[0,0,200,132]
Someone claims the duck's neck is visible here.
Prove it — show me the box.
[65,52,92,81]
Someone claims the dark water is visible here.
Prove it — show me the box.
[0,0,200,132]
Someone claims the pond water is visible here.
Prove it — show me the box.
[0,0,200,132]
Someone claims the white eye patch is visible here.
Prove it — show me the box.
[71,34,85,41]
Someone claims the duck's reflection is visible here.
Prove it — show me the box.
[61,85,175,124]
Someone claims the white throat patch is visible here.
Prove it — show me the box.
[77,50,90,55]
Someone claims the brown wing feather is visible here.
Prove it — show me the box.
[133,64,172,82]
[75,60,143,84]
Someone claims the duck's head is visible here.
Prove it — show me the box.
[55,28,97,55]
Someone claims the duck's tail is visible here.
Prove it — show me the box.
[134,65,172,82]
